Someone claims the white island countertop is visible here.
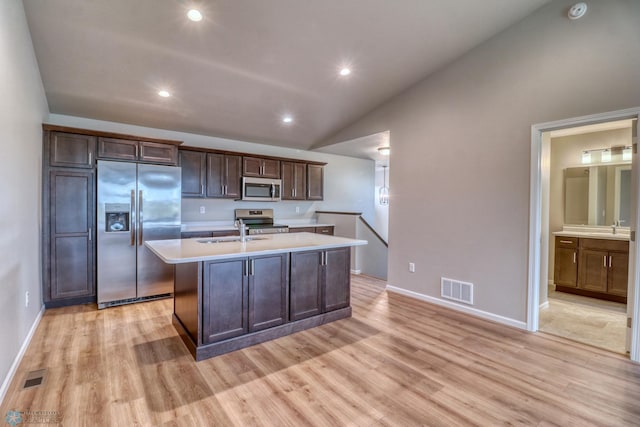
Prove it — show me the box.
[146,232,367,264]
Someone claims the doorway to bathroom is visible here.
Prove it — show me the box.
[527,107,640,362]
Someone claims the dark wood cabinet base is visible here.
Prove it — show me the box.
[555,285,626,304]
[173,307,351,361]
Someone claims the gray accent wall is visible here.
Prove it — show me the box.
[0,0,49,399]
[318,0,640,322]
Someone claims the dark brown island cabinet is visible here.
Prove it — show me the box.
[554,235,628,303]
[173,247,351,361]
[289,226,335,235]
[42,125,182,308]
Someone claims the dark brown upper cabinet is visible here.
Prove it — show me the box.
[307,164,324,200]
[179,150,206,198]
[98,137,178,165]
[48,131,96,169]
[206,153,242,198]
[281,161,307,200]
[243,156,280,179]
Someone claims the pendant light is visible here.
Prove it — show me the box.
[379,165,389,205]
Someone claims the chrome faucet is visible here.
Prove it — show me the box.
[235,218,246,242]
[612,219,619,234]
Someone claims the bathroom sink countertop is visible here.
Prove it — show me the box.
[146,232,367,264]
[553,230,630,241]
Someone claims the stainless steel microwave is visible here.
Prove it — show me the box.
[242,177,281,201]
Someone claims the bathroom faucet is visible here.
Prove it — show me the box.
[235,219,246,242]
[612,219,619,234]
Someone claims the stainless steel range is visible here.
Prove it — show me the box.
[234,209,289,235]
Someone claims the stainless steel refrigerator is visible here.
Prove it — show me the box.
[97,160,181,308]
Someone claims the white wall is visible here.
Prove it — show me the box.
[0,0,49,402]
[47,115,375,224]
[317,0,640,323]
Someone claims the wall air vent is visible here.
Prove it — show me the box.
[441,277,474,305]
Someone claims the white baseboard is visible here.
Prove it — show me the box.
[351,269,362,275]
[0,305,45,406]
[386,285,527,330]
[539,301,549,310]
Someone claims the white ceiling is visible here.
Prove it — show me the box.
[23,0,551,154]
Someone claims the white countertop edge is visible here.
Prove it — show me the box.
[146,236,367,264]
[553,230,630,241]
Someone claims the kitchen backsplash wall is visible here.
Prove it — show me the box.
[48,114,376,224]
[181,198,319,222]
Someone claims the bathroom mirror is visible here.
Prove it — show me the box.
[564,165,631,226]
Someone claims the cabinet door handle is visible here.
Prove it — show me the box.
[603,256,607,268]
[243,259,248,277]
[88,152,92,165]
[560,240,573,244]
[201,184,205,195]
[609,255,612,268]
[224,184,228,195]
[88,227,92,241]
[573,252,576,263]
[249,259,255,276]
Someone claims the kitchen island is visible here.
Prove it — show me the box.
[146,233,367,361]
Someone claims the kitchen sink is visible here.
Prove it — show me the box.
[197,237,267,244]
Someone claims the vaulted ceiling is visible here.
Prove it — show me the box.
[23,0,551,155]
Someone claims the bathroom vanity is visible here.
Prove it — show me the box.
[553,231,628,303]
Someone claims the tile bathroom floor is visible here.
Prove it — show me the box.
[539,289,627,354]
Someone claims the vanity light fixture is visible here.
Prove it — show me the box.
[581,151,591,164]
[379,165,389,205]
[377,146,390,156]
[623,146,632,161]
[601,149,611,162]
[187,9,203,22]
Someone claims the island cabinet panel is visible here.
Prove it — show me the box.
[179,150,206,197]
[290,251,323,321]
[323,248,351,312]
[202,259,248,344]
[49,131,96,169]
[48,170,95,300]
[248,254,289,332]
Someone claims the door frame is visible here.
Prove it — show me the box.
[527,107,640,362]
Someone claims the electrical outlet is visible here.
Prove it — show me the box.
[295,206,300,214]
[25,291,29,308]
[409,262,415,273]
[199,206,206,214]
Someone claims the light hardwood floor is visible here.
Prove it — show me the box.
[3,275,640,426]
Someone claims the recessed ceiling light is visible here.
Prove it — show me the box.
[282,116,293,124]
[158,90,171,98]
[339,68,351,76]
[187,9,203,22]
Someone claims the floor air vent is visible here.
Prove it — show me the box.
[23,369,47,389]
[441,277,474,305]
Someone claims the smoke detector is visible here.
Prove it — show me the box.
[568,2,588,20]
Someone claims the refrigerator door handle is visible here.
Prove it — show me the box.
[139,190,143,245]
[130,189,136,246]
